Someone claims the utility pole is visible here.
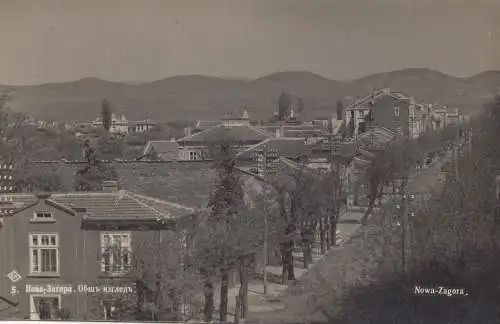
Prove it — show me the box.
[400,177,410,274]
[453,124,460,178]
[328,120,341,246]
[262,145,268,296]
[468,127,472,157]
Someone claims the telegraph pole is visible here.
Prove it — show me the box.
[400,178,410,274]
[468,127,472,157]
[453,124,460,178]
[328,120,342,246]
[262,145,268,296]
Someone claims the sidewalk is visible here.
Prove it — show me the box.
[216,205,371,321]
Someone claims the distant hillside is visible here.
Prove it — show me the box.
[2,68,499,122]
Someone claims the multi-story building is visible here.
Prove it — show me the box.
[0,181,196,320]
[344,88,422,139]
[92,114,155,135]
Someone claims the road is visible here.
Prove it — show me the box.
[248,157,449,323]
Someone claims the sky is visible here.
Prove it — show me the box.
[0,0,499,85]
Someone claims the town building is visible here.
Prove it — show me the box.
[91,114,155,135]
[344,88,423,139]
[0,181,196,320]
[177,112,274,161]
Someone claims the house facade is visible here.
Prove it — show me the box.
[344,88,422,139]
[0,182,195,320]
[91,114,155,135]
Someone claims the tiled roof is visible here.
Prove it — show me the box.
[238,156,310,183]
[31,161,265,208]
[177,125,273,145]
[0,194,38,213]
[50,191,193,220]
[143,140,179,160]
[237,138,312,160]
[0,191,195,220]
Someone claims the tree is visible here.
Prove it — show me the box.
[361,138,423,223]
[130,229,202,321]
[192,136,270,322]
[101,98,113,133]
[74,140,118,190]
[336,101,344,120]
[278,91,291,121]
[207,140,245,322]
[321,96,500,324]
[297,98,305,115]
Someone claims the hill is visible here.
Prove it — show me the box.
[2,68,499,122]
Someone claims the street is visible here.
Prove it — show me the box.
[247,157,449,323]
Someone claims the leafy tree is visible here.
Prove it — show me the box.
[101,98,113,133]
[206,139,245,322]
[322,95,500,324]
[74,140,118,190]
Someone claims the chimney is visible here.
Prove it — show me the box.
[102,181,119,192]
[184,126,192,137]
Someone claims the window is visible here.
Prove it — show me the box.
[101,232,131,275]
[29,233,59,274]
[34,212,53,219]
[188,151,201,160]
[30,295,60,320]
[394,105,400,117]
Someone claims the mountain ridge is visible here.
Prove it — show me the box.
[2,68,499,121]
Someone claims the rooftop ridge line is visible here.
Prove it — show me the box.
[125,191,196,212]
[124,191,176,220]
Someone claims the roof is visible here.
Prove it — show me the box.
[237,138,312,160]
[0,190,195,221]
[258,124,324,132]
[356,126,397,148]
[50,191,194,220]
[283,129,329,138]
[31,161,266,208]
[177,124,273,146]
[309,141,375,161]
[346,88,415,110]
[257,124,331,138]
[143,140,178,160]
[194,120,220,130]
[0,194,39,214]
